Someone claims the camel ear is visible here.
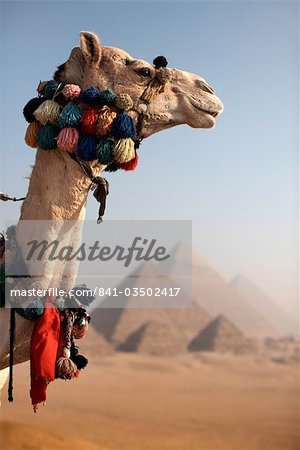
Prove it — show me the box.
[80,31,102,65]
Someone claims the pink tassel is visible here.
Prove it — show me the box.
[57,128,79,152]
[62,84,81,100]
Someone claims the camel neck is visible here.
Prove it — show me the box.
[19,149,103,221]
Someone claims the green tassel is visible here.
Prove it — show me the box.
[58,102,82,128]
[96,137,113,164]
[36,124,59,150]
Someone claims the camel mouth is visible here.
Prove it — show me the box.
[189,98,221,119]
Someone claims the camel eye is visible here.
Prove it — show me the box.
[137,68,151,78]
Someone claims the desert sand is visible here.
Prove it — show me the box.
[0,352,299,450]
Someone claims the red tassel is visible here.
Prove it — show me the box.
[119,152,139,171]
[80,108,100,135]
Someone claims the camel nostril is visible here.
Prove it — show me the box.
[202,83,215,95]
[195,79,215,95]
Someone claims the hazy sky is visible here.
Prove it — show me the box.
[0,1,298,316]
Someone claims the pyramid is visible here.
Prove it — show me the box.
[117,320,187,355]
[79,324,114,357]
[231,275,298,337]
[189,315,257,354]
[164,243,279,338]
[90,261,211,347]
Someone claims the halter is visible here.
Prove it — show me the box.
[134,55,171,140]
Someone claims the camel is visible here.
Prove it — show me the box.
[0,31,223,389]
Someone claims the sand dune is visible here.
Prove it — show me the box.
[1,353,298,450]
[0,421,106,450]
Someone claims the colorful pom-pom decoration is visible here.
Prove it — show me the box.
[56,356,77,380]
[62,84,81,100]
[44,80,60,98]
[25,121,41,148]
[23,299,44,320]
[115,93,133,111]
[96,106,117,136]
[113,138,135,163]
[72,354,88,370]
[57,128,79,153]
[153,55,168,69]
[23,78,145,173]
[33,100,61,125]
[104,162,120,172]
[82,87,117,106]
[96,137,113,164]
[23,97,46,123]
[59,102,82,128]
[36,124,59,150]
[81,87,102,105]
[80,108,100,135]
[76,135,97,161]
[37,80,48,95]
[111,112,137,139]
[119,152,139,171]
[99,89,117,106]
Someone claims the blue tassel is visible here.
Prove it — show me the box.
[76,136,97,161]
[111,112,137,139]
[58,102,82,128]
[96,137,113,164]
[44,80,60,98]
[81,87,102,105]
[82,87,117,106]
[16,299,44,321]
[36,124,59,150]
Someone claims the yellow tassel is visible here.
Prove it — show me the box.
[113,138,135,163]
[115,93,134,111]
[25,121,40,148]
[33,100,61,125]
[96,106,117,136]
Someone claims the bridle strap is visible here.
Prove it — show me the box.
[68,152,98,182]
[133,67,171,140]
[68,152,109,223]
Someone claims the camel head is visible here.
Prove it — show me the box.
[54,31,223,139]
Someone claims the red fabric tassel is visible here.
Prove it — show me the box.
[80,108,100,135]
[30,301,60,411]
[119,152,139,171]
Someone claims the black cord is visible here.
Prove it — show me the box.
[8,308,16,402]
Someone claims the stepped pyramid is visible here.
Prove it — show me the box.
[189,315,257,354]
[79,324,114,357]
[91,260,211,348]
[164,243,279,338]
[118,320,187,355]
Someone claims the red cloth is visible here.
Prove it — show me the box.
[30,301,60,409]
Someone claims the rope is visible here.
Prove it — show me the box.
[8,308,16,402]
[0,192,25,202]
